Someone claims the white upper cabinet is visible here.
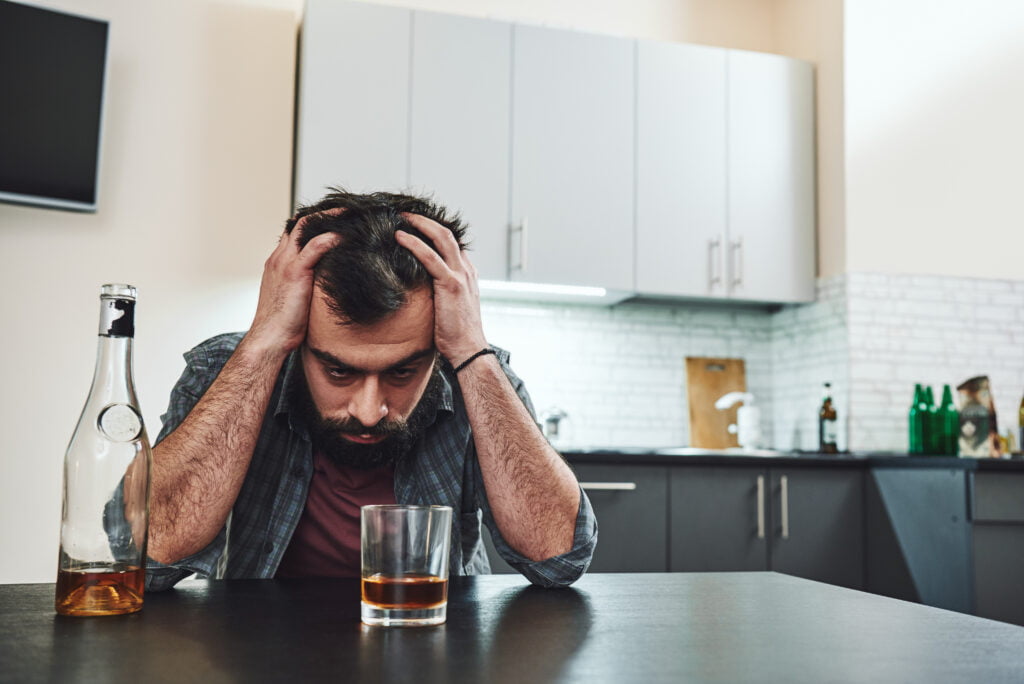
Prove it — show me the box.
[509,26,635,292]
[727,50,816,303]
[295,2,816,305]
[294,1,410,203]
[409,12,512,282]
[636,42,728,298]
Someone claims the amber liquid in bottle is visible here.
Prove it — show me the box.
[56,566,145,616]
[361,574,448,609]
[819,382,838,454]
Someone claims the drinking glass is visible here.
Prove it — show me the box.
[360,505,453,626]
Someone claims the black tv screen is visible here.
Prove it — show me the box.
[0,1,109,212]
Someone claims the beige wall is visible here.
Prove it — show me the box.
[0,0,300,583]
[774,0,844,278]
[845,0,1024,279]
[354,0,777,50]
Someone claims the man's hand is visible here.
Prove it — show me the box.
[247,211,342,354]
[395,214,488,367]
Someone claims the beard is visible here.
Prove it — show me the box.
[290,361,445,470]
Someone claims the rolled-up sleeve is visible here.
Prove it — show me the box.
[477,348,598,587]
[144,335,238,591]
[486,487,597,588]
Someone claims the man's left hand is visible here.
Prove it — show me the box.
[395,213,489,368]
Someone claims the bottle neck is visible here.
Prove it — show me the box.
[87,335,138,407]
[89,292,138,407]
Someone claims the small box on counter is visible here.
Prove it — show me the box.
[957,376,1002,458]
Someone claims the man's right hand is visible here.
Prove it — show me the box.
[247,212,342,354]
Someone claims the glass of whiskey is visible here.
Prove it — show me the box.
[360,505,453,626]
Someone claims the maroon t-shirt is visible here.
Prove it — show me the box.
[275,451,396,578]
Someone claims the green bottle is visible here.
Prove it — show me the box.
[940,384,959,456]
[924,385,939,455]
[909,384,924,454]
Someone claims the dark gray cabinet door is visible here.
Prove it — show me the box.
[769,468,864,590]
[670,466,769,572]
[482,463,669,573]
[972,472,1024,626]
[574,463,669,572]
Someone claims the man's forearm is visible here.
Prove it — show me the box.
[147,336,289,564]
[458,355,580,562]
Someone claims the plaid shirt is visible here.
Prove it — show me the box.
[145,332,596,591]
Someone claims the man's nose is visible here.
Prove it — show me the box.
[347,376,388,429]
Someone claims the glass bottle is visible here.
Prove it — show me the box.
[924,385,938,455]
[818,382,838,454]
[55,284,151,616]
[909,384,924,454]
[939,384,959,456]
[1018,394,1024,456]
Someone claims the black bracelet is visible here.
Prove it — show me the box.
[453,348,496,373]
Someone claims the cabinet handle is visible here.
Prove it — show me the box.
[756,475,765,539]
[708,238,722,290]
[730,237,744,289]
[780,475,789,539]
[508,218,528,275]
[579,482,637,491]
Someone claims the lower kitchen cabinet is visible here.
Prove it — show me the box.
[971,472,1024,625]
[670,466,865,589]
[482,463,669,573]
[669,466,767,571]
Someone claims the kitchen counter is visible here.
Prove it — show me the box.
[5,573,1024,683]
[562,447,1024,470]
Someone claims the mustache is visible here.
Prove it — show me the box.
[318,415,409,437]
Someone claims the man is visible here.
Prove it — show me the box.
[144,190,596,590]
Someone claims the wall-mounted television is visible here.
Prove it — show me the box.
[0,1,109,212]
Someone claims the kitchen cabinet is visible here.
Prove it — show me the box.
[409,11,512,282]
[294,0,410,202]
[297,1,815,303]
[971,472,1024,625]
[670,465,864,589]
[483,459,862,585]
[726,50,816,303]
[509,25,635,291]
[635,42,728,298]
[636,45,815,302]
[482,463,669,574]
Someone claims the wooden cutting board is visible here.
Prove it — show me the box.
[685,357,747,449]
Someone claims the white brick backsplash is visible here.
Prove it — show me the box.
[479,271,1023,453]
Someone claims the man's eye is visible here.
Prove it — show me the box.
[327,368,354,379]
[389,367,416,380]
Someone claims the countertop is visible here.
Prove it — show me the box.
[4,573,1024,683]
[561,447,1024,470]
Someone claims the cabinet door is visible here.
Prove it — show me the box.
[574,464,668,572]
[770,468,864,589]
[670,466,769,572]
[510,25,635,291]
[409,12,512,281]
[636,41,727,298]
[295,0,410,203]
[726,51,815,303]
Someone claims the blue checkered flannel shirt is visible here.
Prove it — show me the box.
[145,333,597,591]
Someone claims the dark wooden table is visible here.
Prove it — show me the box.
[3,572,1024,683]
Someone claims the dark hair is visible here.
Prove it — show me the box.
[285,188,468,325]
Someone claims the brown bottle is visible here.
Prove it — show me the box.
[819,382,838,454]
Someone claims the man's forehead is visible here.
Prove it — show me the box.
[307,287,434,358]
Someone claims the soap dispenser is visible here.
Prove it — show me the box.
[714,392,762,449]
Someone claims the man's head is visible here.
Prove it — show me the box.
[286,190,467,468]
[285,189,469,325]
